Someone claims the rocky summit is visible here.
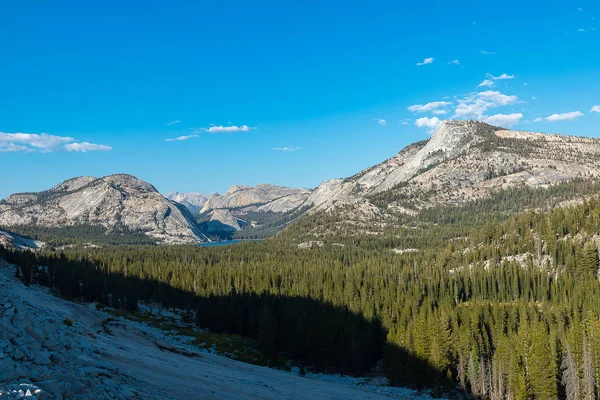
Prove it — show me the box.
[301,120,600,224]
[0,174,207,245]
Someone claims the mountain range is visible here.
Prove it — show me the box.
[2,120,600,245]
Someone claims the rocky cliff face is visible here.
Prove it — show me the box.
[303,120,600,218]
[164,191,208,214]
[199,184,312,233]
[0,174,207,245]
[201,184,311,213]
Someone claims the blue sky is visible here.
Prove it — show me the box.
[1,1,599,199]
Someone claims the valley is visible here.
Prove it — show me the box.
[3,121,600,399]
[4,2,599,398]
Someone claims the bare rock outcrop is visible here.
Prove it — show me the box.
[199,184,312,232]
[0,174,207,245]
[303,120,600,213]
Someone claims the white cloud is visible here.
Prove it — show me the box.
[64,142,112,152]
[432,109,448,115]
[374,118,387,126]
[400,119,410,125]
[578,28,586,32]
[0,133,73,151]
[483,113,523,127]
[408,101,452,113]
[481,50,495,55]
[165,134,199,142]
[0,143,30,153]
[523,82,529,86]
[0,132,111,153]
[416,57,435,66]
[478,79,495,88]
[453,90,519,119]
[545,111,585,122]
[487,73,515,80]
[415,117,442,134]
[591,106,600,113]
[166,120,180,126]
[578,7,584,11]
[532,96,538,100]
[273,147,301,152]
[477,90,519,106]
[448,59,460,65]
[454,103,481,118]
[166,124,255,141]
[204,125,254,133]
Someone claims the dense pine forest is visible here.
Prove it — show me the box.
[3,182,600,398]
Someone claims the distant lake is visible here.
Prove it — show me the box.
[197,239,261,247]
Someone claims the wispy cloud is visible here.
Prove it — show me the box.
[166,120,180,126]
[373,118,387,126]
[591,106,600,113]
[483,113,523,128]
[447,59,460,65]
[0,143,30,153]
[416,57,435,66]
[166,124,255,142]
[415,117,442,134]
[477,90,518,105]
[64,142,113,152]
[487,73,515,81]
[546,111,585,121]
[408,101,452,113]
[204,125,254,133]
[534,111,585,122]
[0,132,112,153]
[273,147,301,152]
[478,79,495,88]
[165,134,199,142]
[480,50,495,55]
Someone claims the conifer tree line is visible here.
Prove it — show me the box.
[3,190,600,398]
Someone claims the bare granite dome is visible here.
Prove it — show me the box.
[0,175,208,245]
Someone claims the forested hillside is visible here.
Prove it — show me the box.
[4,181,600,398]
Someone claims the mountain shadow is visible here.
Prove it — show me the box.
[1,246,458,397]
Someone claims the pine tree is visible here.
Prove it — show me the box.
[527,324,558,399]
[582,241,599,278]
